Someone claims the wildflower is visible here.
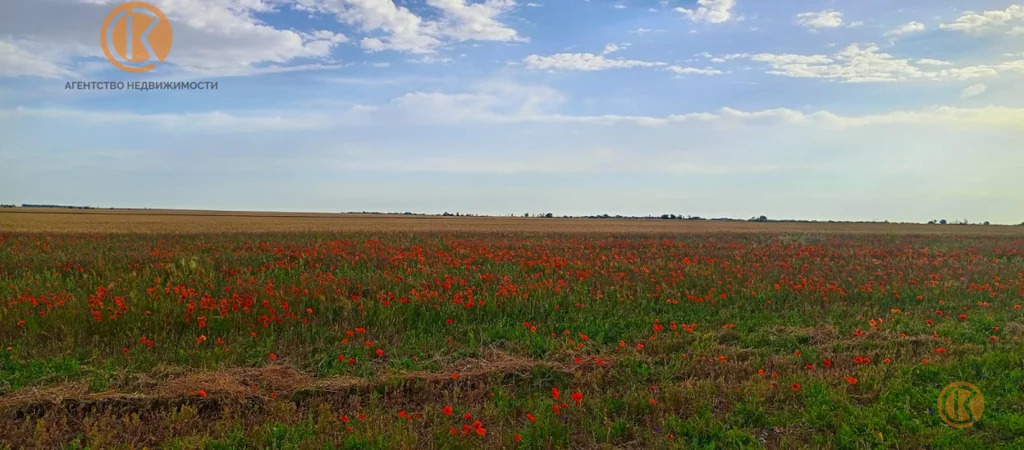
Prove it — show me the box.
[196,389,208,398]
[268,353,277,361]
[442,405,453,417]
[571,391,583,406]
[552,387,560,401]
[845,376,858,385]
[792,383,801,392]
[526,413,536,422]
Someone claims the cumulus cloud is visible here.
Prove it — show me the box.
[667,65,723,76]
[794,10,844,29]
[884,21,926,39]
[523,53,666,71]
[940,4,1024,35]
[726,44,1024,83]
[296,0,524,54]
[522,51,723,77]
[960,83,988,98]
[675,0,737,24]
[0,0,348,77]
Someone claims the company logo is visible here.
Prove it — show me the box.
[101,2,172,73]
[938,382,984,428]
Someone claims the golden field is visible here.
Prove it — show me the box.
[2,208,1022,234]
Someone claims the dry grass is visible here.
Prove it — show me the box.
[0,352,614,412]
[2,208,1022,234]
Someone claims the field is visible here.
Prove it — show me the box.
[2,210,1024,449]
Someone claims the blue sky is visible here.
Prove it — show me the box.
[2,0,1023,223]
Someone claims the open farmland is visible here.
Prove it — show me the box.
[3,208,1024,235]
[1,212,1024,448]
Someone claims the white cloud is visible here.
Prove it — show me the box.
[0,0,348,77]
[727,44,1024,83]
[297,0,441,53]
[523,52,722,76]
[884,21,926,39]
[602,44,621,55]
[118,0,348,71]
[0,41,76,78]
[940,4,1024,35]
[0,107,334,131]
[794,10,844,29]
[425,0,523,42]
[523,53,666,71]
[917,58,951,66]
[296,0,523,54]
[630,27,666,35]
[675,0,737,24]
[960,83,988,98]
[667,65,723,76]
[9,100,1024,131]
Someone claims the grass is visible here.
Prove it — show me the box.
[1,229,1023,448]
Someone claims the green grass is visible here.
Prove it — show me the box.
[1,232,1023,448]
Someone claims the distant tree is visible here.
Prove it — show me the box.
[927,220,937,225]
[983,221,990,225]
[750,215,769,223]
[544,213,554,218]
[523,213,529,218]
[940,219,947,225]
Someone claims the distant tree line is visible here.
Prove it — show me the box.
[20,204,96,209]
[926,219,993,226]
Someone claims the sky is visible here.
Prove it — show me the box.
[1,0,1023,223]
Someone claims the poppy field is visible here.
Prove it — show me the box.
[1,230,1024,449]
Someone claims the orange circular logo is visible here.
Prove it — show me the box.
[100,2,173,73]
[938,382,984,428]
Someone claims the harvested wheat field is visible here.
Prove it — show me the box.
[3,208,1024,235]
[1,210,1023,448]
